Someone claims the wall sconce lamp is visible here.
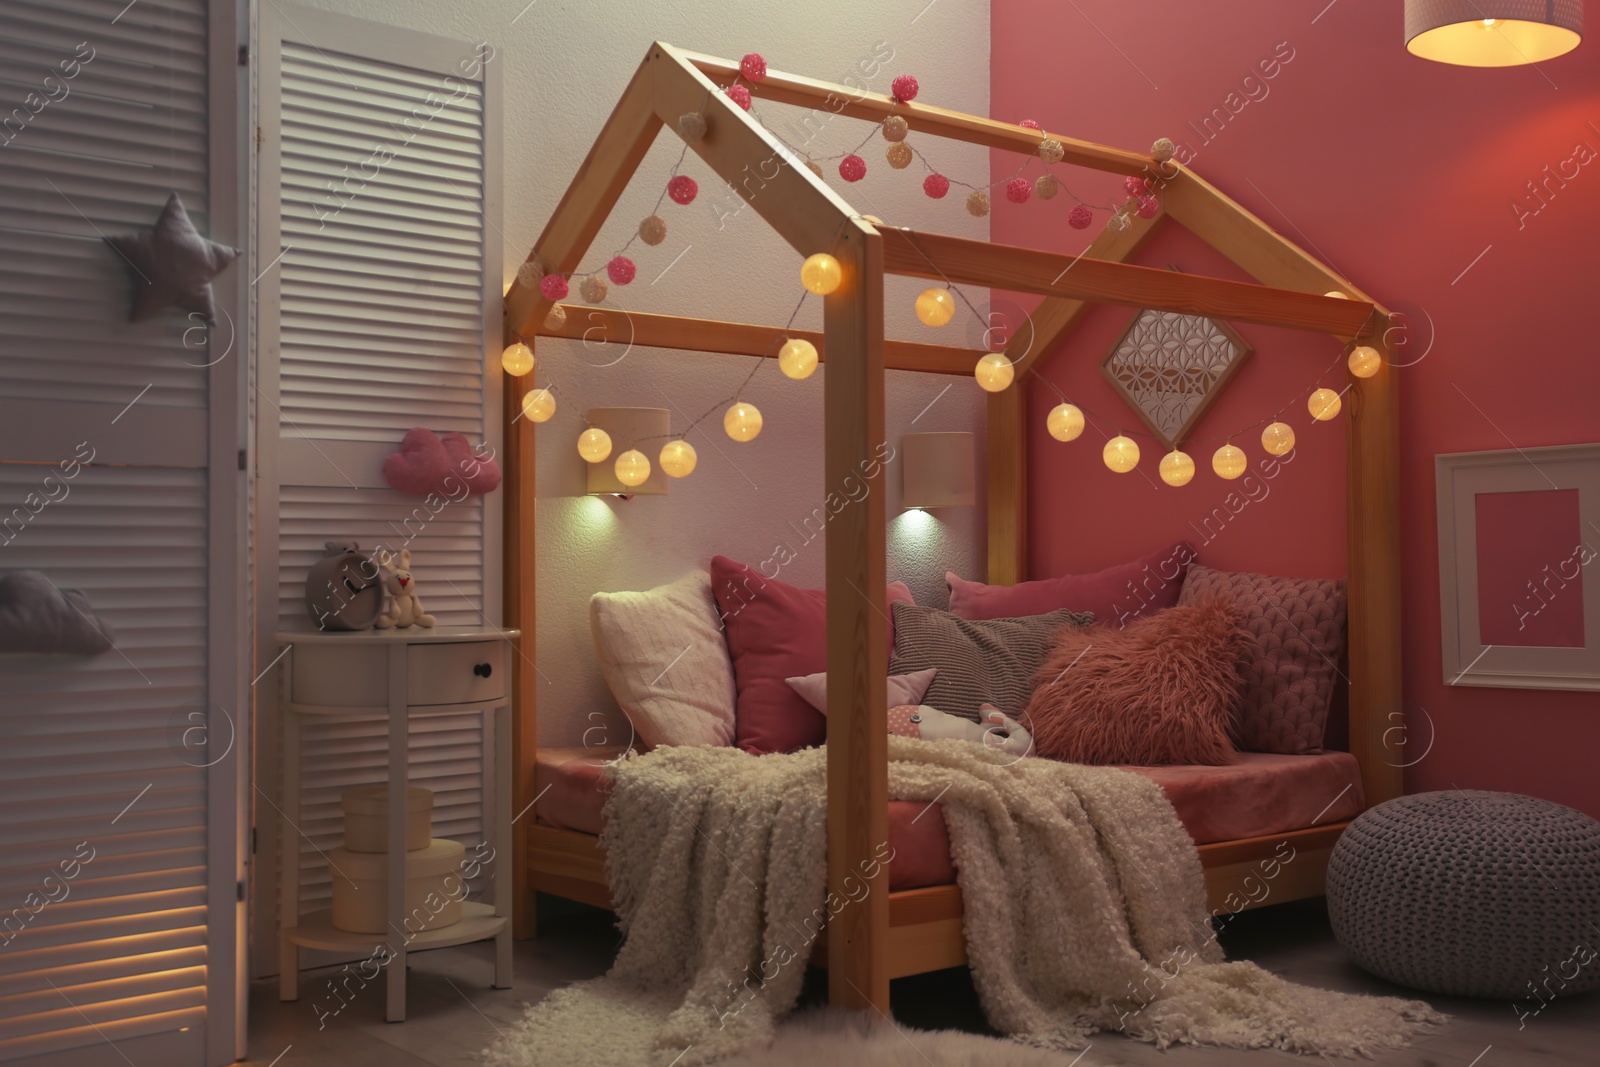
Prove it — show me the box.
[1405,1,1582,66]
[585,407,670,498]
[901,432,975,510]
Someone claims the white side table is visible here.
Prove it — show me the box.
[274,625,518,1022]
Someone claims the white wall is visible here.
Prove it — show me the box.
[286,0,993,744]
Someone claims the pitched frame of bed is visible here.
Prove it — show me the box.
[500,43,1404,1013]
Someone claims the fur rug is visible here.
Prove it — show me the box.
[484,741,1442,1066]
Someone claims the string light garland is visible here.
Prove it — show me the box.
[1104,435,1140,473]
[800,253,842,295]
[1212,443,1247,480]
[1159,449,1196,487]
[1308,387,1343,421]
[778,337,818,379]
[914,287,956,327]
[1348,344,1382,378]
[1261,421,1296,457]
[973,352,1014,392]
[659,439,697,477]
[614,448,651,487]
[500,341,534,377]
[522,388,555,423]
[577,427,612,463]
[1047,402,1085,441]
[886,142,913,169]
[724,401,763,442]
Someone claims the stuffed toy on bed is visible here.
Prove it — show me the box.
[889,702,1033,758]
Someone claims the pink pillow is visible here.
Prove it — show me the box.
[384,428,502,496]
[784,667,937,716]
[710,556,913,755]
[946,540,1197,627]
[1024,596,1248,766]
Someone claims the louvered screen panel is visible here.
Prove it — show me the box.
[273,41,492,918]
[0,466,209,1062]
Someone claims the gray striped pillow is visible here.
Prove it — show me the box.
[888,602,1094,722]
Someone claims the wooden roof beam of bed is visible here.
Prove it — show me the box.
[535,306,984,376]
[880,228,1376,336]
[680,49,1151,176]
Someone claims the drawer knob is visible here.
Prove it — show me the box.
[473,662,493,678]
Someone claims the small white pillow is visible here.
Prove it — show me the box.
[590,570,736,749]
[784,667,937,716]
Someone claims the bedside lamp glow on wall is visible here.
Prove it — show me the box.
[583,407,669,497]
[901,432,975,510]
[1405,0,1582,66]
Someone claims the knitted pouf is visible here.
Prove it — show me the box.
[1327,790,1600,999]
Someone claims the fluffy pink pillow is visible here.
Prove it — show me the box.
[710,556,913,755]
[1024,596,1247,766]
[946,540,1197,628]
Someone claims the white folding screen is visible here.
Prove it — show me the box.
[0,0,246,1064]
[253,5,502,974]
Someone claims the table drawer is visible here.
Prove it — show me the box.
[407,641,504,706]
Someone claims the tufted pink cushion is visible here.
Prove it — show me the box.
[1178,564,1346,755]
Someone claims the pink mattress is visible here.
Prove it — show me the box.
[534,747,1365,892]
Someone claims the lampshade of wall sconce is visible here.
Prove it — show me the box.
[901,432,976,508]
[1404,0,1583,66]
[586,407,670,496]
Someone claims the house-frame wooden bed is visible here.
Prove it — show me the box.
[500,43,1403,1014]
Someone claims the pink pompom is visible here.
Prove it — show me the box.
[740,53,767,80]
[1067,205,1093,230]
[540,274,569,300]
[1136,195,1161,219]
[667,175,698,205]
[607,256,636,285]
[923,173,949,199]
[839,154,866,182]
[1124,175,1150,197]
[1018,119,1041,130]
[891,74,919,103]
[1005,177,1032,204]
[726,84,752,111]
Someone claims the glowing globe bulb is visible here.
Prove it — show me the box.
[500,341,534,377]
[614,449,650,488]
[577,427,612,463]
[1159,450,1195,486]
[724,402,763,442]
[1102,435,1140,473]
[914,288,956,327]
[1212,443,1247,480]
[1260,421,1296,457]
[521,388,555,423]
[1324,291,1349,299]
[1348,345,1382,379]
[800,253,842,295]
[974,353,1014,393]
[1308,387,1343,421]
[778,337,819,380]
[1046,402,1084,442]
[659,439,698,478]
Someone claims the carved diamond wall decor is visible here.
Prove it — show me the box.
[1100,308,1253,451]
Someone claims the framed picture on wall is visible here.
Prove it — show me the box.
[1437,443,1600,690]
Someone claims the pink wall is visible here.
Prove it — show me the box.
[991,1,1600,816]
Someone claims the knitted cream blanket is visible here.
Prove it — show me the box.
[484,740,1440,1065]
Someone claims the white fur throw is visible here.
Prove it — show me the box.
[485,740,1441,1065]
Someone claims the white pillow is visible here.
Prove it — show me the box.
[784,667,937,716]
[590,570,737,749]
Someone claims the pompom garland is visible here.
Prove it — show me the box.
[516,260,541,288]
[1005,177,1031,204]
[1107,212,1132,233]
[1136,195,1161,219]
[668,175,698,205]
[891,74,919,102]
[1039,138,1065,164]
[804,160,824,179]
[540,274,569,301]
[923,173,950,199]
[839,154,866,182]
[1151,137,1176,162]
[1034,174,1059,199]
[543,304,566,331]
[1124,175,1150,197]
[579,275,608,304]
[966,189,990,217]
[638,215,668,246]
[726,84,752,111]
[678,112,707,142]
[1018,119,1041,130]
[886,142,913,169]
[740,53,767,80]
[1068,205,1093,230]
[882,115,908,142]
[607,256,636,285]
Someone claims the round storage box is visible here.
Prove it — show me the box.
[341,785,433,853]
[330,838,466,934]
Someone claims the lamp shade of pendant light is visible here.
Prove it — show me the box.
[1404,1,1583,66]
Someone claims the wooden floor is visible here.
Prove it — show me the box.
[244,897,1598,1066]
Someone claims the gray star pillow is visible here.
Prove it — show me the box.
[0,571,114,654]
[105,193,239,325]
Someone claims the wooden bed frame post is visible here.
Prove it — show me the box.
[824,221,891,1013]
[502,347,538,938]
[986,389,1026,586]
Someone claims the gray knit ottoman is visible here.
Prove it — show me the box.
[1326,791,1600,998]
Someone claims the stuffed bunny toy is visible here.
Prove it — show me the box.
[375,549,436,629]
[889,702,1033,758]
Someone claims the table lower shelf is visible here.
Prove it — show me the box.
[284,901,506,953]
